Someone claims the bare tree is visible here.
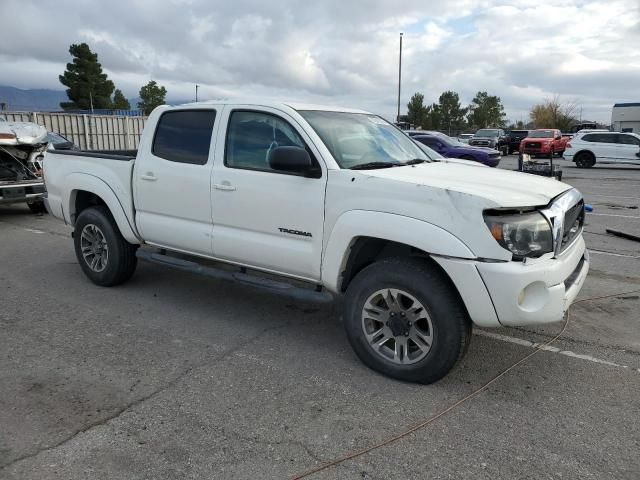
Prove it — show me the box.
[529,95,578,131]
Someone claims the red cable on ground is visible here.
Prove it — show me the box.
[290,288,640,480]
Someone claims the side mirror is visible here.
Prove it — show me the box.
[268,146,314,176]
[555,135,562,140]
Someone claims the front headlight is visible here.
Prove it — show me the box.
[484,211,553,258]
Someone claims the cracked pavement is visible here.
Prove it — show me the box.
[1,158,639,479]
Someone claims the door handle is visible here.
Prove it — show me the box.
[141,173,157,181]
[213,183,236,191]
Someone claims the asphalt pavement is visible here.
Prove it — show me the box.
[1,156,639,479]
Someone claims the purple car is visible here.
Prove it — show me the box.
[412,133,502,167]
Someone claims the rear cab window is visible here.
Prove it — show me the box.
[152,110,217,165]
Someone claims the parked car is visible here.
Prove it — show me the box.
[47,132,79,151]
[520,129,567,157]
[457,133,474,144]
[43,100,588,384]
[0,116,47,212]
[564,131,640,168]
[413,133,501,167]
[412,139,489,167]
[507,130,529,154]
[469,128,510,155]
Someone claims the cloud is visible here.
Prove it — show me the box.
[0,0,638,122]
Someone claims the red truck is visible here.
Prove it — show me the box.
[520,129,568,157]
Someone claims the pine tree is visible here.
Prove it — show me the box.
[138,81,167,115]
[59,43,114,110]
[112,89,131,110]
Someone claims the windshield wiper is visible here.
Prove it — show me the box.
[405,158,431,165]
[349,161,404,170]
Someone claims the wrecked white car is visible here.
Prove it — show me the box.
[0,116,48,213]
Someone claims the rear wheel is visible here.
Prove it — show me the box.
[343,257,471,384]
[575,151,595,168]
[74,206,138,286]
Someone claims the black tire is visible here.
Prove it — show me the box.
[343,257,471,384]
[74,206,138,286]
[574,151,595,168]
[27,201,47,214]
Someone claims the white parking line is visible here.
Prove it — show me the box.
[588,212,640,219]
[475,330,640,372]
[589,249,640,259]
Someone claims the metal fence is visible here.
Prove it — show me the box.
[1,111,147,151]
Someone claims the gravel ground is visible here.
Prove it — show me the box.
[1,156,638,479]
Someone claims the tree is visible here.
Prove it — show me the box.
[466,91,506,129]
[529,95,577,131]
[59,43,114,110]
[138,81,167,115]
[406,93,428,128]
[436,91,467,135]
[112,89,130,110]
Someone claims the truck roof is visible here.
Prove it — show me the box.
[171,99,371,115]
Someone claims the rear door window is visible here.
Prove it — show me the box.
[152,110,216,165]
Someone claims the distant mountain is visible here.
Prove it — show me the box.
[0,86,67,112]
[0,85,199,113]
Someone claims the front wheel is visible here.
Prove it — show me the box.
[343,258,471,384]
[575,151,595,168]
[74,206,138,286]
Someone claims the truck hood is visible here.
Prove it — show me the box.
[0,121,48,145]
[359,162,570,208]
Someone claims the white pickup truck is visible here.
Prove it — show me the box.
[44,101,589,383]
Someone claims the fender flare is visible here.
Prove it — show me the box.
[64,172,141,244]
[321,210,475,292]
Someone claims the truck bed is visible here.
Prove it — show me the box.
[44,150,138,232]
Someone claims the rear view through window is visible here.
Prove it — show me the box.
[152,110,216,165]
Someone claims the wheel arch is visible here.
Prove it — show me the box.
[65,173,141,244]
[321,210,475,293]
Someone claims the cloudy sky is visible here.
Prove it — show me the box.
[1,0,639,123]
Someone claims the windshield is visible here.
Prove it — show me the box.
[528,130,554,138]
[298,111,429,169]
[474,129,499,137]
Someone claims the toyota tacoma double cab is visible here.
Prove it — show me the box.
[43,101,589,384]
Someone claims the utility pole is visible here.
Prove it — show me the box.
[195,84,199,102]
[397,32,403,123]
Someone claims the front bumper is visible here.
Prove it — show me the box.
[0,182,46,205]
[478,237,588,326]
[434,236,589,328]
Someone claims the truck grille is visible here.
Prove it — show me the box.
[471,140,490,147]
[525,142,541,149]
[561,199,585,251]
[542,189,584,257]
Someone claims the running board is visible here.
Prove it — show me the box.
[136,249,334,304]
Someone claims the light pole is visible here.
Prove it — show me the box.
[397,32,403,123]
[195,84,199,102]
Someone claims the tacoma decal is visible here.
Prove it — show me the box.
[278,228,312,237]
